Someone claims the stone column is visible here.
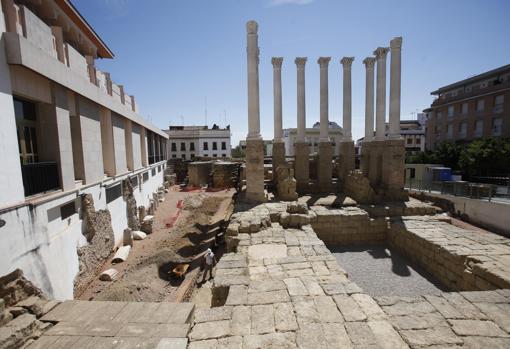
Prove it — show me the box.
[374,47,389,141]
[389,37,403,139]
[272,57,286,181]
[245,20,265,202]
[338,57,355,189]
[361,57,376,176]
[317,57,332,192]
[294,57,309,193]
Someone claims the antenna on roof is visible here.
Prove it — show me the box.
[204,96,208,127]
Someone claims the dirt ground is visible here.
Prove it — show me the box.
[78,187,235,302]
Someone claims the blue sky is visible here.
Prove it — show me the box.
[74,0,510,146]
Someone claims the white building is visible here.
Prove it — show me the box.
[283,121,344,156]
[0,0,168,299]
[165,125,231,160]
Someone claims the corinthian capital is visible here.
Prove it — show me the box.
[246,20,258,34]
[373,47,389,59]
[362,57,376,69]
[272,57,283,68]
[295,57,307,67]
[317,57,331,68]
[390,36,403,49]
[340,56,355,68]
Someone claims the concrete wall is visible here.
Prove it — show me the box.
[131,123,142,170]
[0,162,166,300]
[22,6,56,59]
[411,191,510,237]
[112,113,127,175]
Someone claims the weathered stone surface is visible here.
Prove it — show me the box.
[449,319,508,337]
[248,244,287,260]
[99,268,118,281]
[333,295,367,322]
[274,302,298,332]
[283,278,308,296]
[189,320,230,341]
[231,306,251,336]
[243,332,297,349]
[251,305,275,334]
[314,296,343,323]
[399,327,463,347]
[194,307,232,323]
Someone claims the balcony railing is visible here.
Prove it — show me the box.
[21,161,60,197]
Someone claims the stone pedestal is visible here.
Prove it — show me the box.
[360,141,371,177]
[337,141,355,190]
[245,139,266,202]
[368,140,384,189]
[294,142,309,193]
[318,142,332,193]
[381,139,406,194]
[272,141,286,182]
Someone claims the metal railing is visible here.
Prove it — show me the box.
[21,162,60,197]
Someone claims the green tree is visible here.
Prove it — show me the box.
[231,145,245,158]
[433,141,463,170]
[459,138,510,178]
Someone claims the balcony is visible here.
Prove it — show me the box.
[5,4,138,113]
[21,162,60,197]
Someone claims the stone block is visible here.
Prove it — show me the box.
[294,142,310,193]
[245,139,265,203]
[318,142,333,193]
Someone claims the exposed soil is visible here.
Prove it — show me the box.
[78,187,235,302]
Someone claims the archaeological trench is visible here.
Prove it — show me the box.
[1,20,510,349]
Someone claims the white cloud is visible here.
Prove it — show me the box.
[269,0,314,6]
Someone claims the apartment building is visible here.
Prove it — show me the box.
[283,121,344,157]
[165,124,231,160]
[0,0,168,299]
[424,64,510,150]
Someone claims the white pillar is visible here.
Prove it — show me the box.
[318,57,331,142]
[272,57,283,142]
[340,57,354,141]
[363,57,376,141]
[389,37,403,139]
[295,57,307,142]
[246,21,261,140]
[374,47,389,141]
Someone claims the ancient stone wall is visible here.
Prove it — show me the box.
[212,162,239,188]
[188,161,213,187]
[74,194,115,296]
[123,179,140,231]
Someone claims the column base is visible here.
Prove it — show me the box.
[360,141,371,177]
[294,142,309,194]
[318,142,333,193]
[272,141,286,182]
[245,139,266,203]
[337,141,355,191]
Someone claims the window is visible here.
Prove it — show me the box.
[171,143,177,151]
[60,200,76,220]
[190,142,195,151]
[447,124,453,138]
[204,154,208,157]
[437,111,443,119]
[476,99,485,112]
[492,118,502,136]
[130,175,138,188]
[203,142,208,150]
[474,120,483,137]
[106,184,122,204]
[461,103,468,115]
[158,165,162,173]
[458,122,467,137]
[416,137,421,145]
[213,154,217,157]
[212,142,217,150]
[221,141,226,150]
[409,168,416,179]
[447,106,454,118]
[172,154,177,158]
[191,154,195,159]
[494,95,504,113]
[151,168,156,176]
[181,154,186,159]
[142,172,149,182]
[406,138,413,145]
[14,98,39,164]
[180,142,186,151]
[222,154,226,157]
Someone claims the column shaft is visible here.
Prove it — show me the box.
[363,57,376,141]
[318,57,331,142]
[389,37,403,139]
[374,47,389,141]
[340,57,354,141]
[272,57,283,141]
[247,21,261,140]
[296,58,307,142]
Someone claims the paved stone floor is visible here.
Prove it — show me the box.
[29,301,194,348]
[331,245,448,297]
[28,201,510,348]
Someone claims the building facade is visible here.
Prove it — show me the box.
[165,125,231,160]
[424,64,510,150]
[0,0,168,299]
[283,121,344,157]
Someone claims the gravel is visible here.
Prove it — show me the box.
[330,245,449,297]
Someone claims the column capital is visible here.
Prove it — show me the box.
[246,20,258,34]
[362,57,376,69]
[340,56,354,68]
[390,36,403,49]
[271,57,283,68]
[317,56,331,67]
[295,57,307,67]
[373,47,390,59]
